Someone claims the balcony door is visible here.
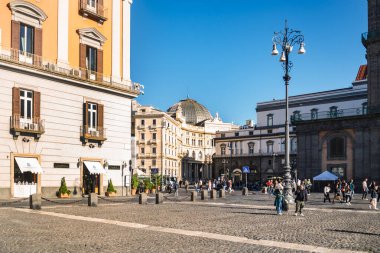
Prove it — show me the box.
[20,89,33,125]
[87,102,98,132]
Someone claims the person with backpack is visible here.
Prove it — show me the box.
[294,185,308,216]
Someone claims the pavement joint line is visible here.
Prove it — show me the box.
[177,201,380,214]
[12,208,365,253]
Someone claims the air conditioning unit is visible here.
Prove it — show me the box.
[70,68,81,77]
[46,63,56,71]
[90,130,100,137]
[28,123,38,131]
[20,122,29,130]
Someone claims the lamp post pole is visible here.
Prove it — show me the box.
[271,20,305,203]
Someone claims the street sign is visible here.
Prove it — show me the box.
[242,166,250,174]
[151,168,159,174]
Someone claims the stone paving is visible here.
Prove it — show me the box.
[0,190,379,253]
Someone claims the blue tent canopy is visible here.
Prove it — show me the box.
[313,171,338,181]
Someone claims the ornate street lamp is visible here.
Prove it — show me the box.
[271,20,305,203]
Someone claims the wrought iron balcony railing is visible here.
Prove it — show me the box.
[79,0,107,23]
[0,45,142,96]
[81,125,107,142]
[10,115,45,139]
[291,107,368,123]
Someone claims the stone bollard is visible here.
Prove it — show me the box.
[210,189,217,199]
[29,193,41,210]
[139,193,147,204]
[88,193,98,207]
[156,193,163,204]
[201,190,207,200]
[191,191,197,201]
[242,187,249,196]
[218,189,225,198]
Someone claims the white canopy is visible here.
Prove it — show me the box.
[15,157,43,174]
[135,168,146,176]
[84,161,107,175]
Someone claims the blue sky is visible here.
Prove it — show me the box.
[131,0,367,125]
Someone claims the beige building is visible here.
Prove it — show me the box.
[133,98,238,182]
[0,0,141,198]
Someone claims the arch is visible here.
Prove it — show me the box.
[9,1,48,27]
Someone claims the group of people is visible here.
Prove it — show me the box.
[272,179,309,216]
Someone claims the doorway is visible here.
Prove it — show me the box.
[83,164,101,195]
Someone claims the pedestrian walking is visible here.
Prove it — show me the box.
[324,183,331,203]
[208,180,212,191]
[362,178,368,200]
[294,185,308,216]
[174,181,179,197]
[228,179,234,193]
[346,185,353,205]
[274,188,283,215]
[185,179,189,193]
[369,182,378,210]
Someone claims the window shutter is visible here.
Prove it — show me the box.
[97,0,104,16]
[79,44,87,77]
[12,87,20,116]
[97,103,104,131]
[97,49,103,81]
[34,28,43,66]
[33,91,41,121]
[11,20,20,60]
[83,102,89,135]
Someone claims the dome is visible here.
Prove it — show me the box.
[167,98,213,125]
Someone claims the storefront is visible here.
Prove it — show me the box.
[12,154,43,198]
[81,159,106,195]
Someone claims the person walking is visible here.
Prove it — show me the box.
[228,179,234,193]
[362,178,368,200]
[208,180,212,192]
[346,184,353,206]
[369,182,378,210]
[294,185,308,216]
[324,183,331,203]
[185,180,189,193]
[274,187,284,215]
[174,181,179,197]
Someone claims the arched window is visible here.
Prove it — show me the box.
[266,141,274,153]
[291,138,297,152]
[267,114,273,126]
[311,108,318,120]
[328,136,345,159]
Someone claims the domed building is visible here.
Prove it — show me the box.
[133,98,238,183]
[167,98,213,125]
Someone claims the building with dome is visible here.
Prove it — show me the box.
[132,98,238,183]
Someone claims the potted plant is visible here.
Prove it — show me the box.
[144,178,150,194]
[131,174,139,195]
[57,177,71,198]
[105,179,117,197]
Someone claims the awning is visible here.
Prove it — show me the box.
[135,168,146,176]
[15,157,43,174]
[313,171,339,181]
[84,161,107,175]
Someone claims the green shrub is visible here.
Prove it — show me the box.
[132,174,139,189]
[58,177,71,195]
[107,179,117,193]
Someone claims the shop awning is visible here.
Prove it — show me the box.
[84,161,106,175]
[15,157,43,174]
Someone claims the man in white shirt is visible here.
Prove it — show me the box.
[324,183,331,203]
[362,178,368,200]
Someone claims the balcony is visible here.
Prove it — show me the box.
[291,107,369,123]
[10,115,45,139]
[81,125,107,145]
[79,0,107,23]
[0,46,143,96]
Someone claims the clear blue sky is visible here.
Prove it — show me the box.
[131,0,367,125]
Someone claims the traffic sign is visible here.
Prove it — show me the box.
[151,168,159,174]
[242,166,250,174]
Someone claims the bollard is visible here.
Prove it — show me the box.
[156,193,163,204]
[218,189,225,198]
[201,190,207,200]
[210,189,217,199]
[191,191,197,201]
[139,193,147,204]
[242,187,249,196]
[88,193,98,207]
[29,193,41,210]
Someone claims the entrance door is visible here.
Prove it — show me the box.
[83,165,100,195]
[14,160,37,197]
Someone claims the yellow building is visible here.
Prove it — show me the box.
[0,0,142,198]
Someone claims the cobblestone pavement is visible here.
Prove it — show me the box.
[0,191,379,252]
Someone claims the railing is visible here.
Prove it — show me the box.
[81,125,106,140]
[213,151,296,158]
[10,115,45,134]
[291,107,368,123]
[0,45,142,96]
[80,0,106,21]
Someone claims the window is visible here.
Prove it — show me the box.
[198,140,203,146]
[267,141,274,153]
[268,159,272,166]
[88,0,97,9]
[141,119,145,126]
[330,106,338,118]
[362,102,368,115]
[20,89,33,121]
[192,151,196,158]
[221,133,225,138]
[86,46,97,72]
[198,152,202,159]
[141,160,145,166]
[152,133,156,140]
[248,142,254,155]
[152,147,156,154]
[235,132,239,137]
[311,108,318,120]
[291,138,297,152]
[267,114,273,126]
[328,136,345,159]
[87,103,97,130]
[153,119,156,125]
[141,148,145,154]
[249,131,254,136]
[221,144,226,155]
[20,24,34,54]
[141,133,145,140]
[292,111,300,121]
[267,129,272,134]
[186,138,189,145]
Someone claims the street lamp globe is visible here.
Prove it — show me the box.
[271,44,279,55]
